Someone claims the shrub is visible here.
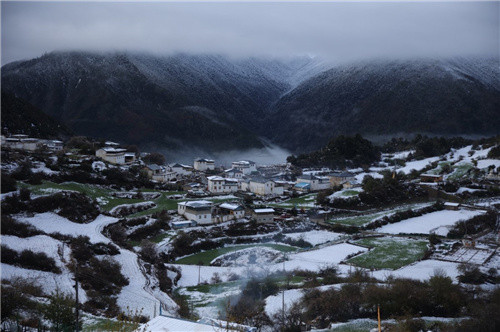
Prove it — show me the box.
[1,215,43,237]
[1,173,17,193]
[1,245,61,274]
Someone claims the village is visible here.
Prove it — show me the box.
[1,133,500,331]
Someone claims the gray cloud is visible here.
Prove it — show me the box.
[2,1,499,65]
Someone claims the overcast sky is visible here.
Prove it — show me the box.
[2,1,499,65]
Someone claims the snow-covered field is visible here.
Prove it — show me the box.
[372,259,461,282]
[397,156,441,174]
[5,213,177,318]
[377,209,485,236]
[17,213,117,243]
[284,230,344,246]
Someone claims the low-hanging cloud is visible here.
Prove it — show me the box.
[1,1,499,65]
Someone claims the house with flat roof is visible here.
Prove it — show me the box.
[144,164,177,183]
[231,160,257,175]
[177,200,213,225]
[194,158,215,171]
[215,202,245,222]
[252,208,275,223]
[207,176,239,194]
[224,168,244,179]
[329,171,356,186]
[96,147,135,165]
[296,174,331,191]
[242,177,283,196]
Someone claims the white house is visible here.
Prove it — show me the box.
[215,202,246,222]
[4,137,41,151]
[245,177,284,196]
[231,160,257,175]
[169,163,193,176]
[329,171,356,186]
[177,200,213,225]
[194,158,215,171]
[224,168,244,179]
[296,174,331,191]
[144,164,177,183]
[252,208,275,223]
[207,176,239,194]
[96,148,136,165]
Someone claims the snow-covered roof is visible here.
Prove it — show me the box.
[444,202,460,207]
[207,176,225,181]
[249,176,273,184]
[105,141,120,146]
[219,203,244,211]
[101,147,126,153]
[225,168,243,173]
[171,163,183,167]
[195,158,215,163]
[254,208,275,214]
[146,164,163,171]
[330,171,355,178]
[295,182,311,188]
[178,200,212,208]
[297,174,318,180]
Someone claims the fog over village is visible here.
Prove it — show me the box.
[1,1,499,331]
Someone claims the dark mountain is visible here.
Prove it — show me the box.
[267,58,500,151]
[2,53,499,153]
[1,92,73,139]
[0,52,321,151]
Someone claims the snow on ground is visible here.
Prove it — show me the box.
[397,156,440,174]
[284,230,343,246]
[456,187,485,194]
[376,209,485,236]
[372,259,461,282]
[265,288,304,317]
[17,213,118,243]
[476,159,500,169]
[1,235,70,267]
[329,188,363,201]
[355,172,383,183]
[283,243,367,272]
[212,247,283,267]
[31,162,58,175]
[172,243,368,287]
[113,249,177,318]
[446,145,473,162]
[0,263,88,301]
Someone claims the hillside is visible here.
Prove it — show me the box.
[2,53,499,153]
[1,52,322,151]
[267,58,500,151]
[1,92,73,139]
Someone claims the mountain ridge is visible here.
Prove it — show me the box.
[2,52,499,153]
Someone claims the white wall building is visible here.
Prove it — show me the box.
[144,164,177,183]
[215,203,246,222]
[169,163,193,176]
[194,158,215,171]
[207,176,239,194]
[177,200,213,225]
[296,174,331,191]
[96,148,136,165]
[231,160,257,175]
[252,208,275,223]
[224,168,244,179]
[245,178,283,196]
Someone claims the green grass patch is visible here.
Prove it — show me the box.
[82,317,139,332]
[175,244,298,265]
[329,203,429,227]
[448,163,473,181]
[270,193,317,209]
[347,237,428,270]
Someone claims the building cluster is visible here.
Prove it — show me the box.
[1,134,63,152]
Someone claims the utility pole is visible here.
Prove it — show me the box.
[74,263,79,332]
[198,265,201,285]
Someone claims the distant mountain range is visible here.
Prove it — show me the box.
[2,52,499,153]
